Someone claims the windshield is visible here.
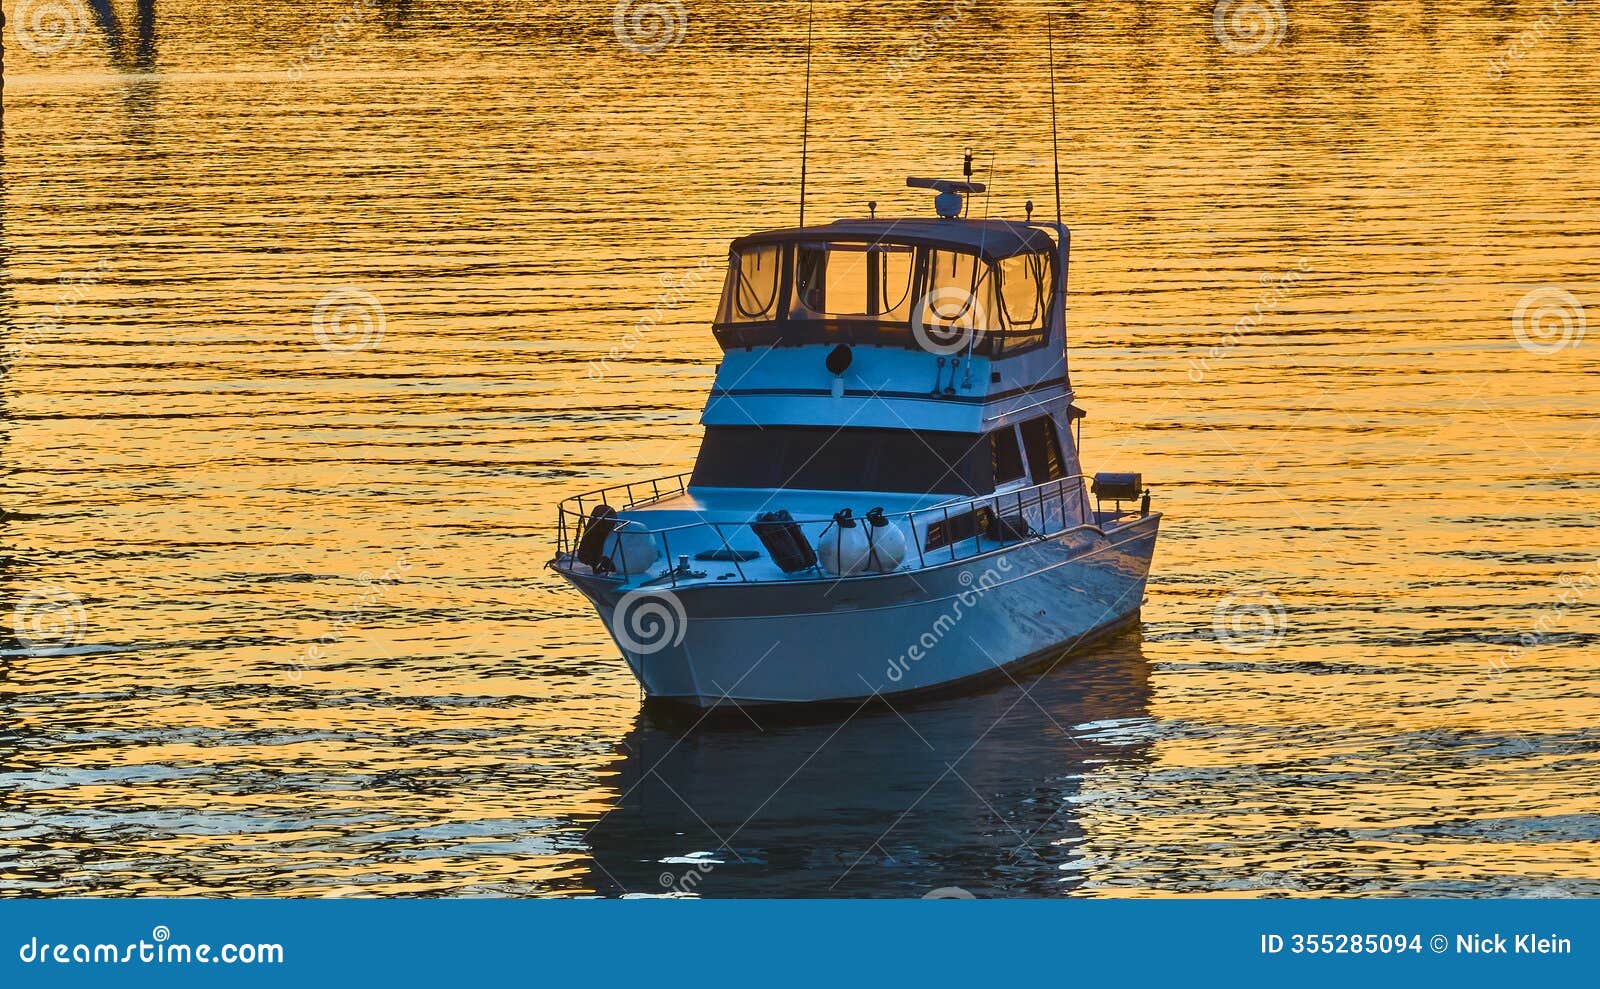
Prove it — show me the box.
[788,243,917,320]
[717,243,783,323]
[714,238,1054,356]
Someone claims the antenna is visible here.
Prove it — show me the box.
[799,0,816,226]
[979,148,992,216]
[981,151,996,219]
[1047,13,1063,226]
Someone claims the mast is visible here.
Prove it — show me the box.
[799,0,815,226]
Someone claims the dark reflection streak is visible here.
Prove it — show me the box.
[0,133,17,661]
[1485,0,1518,48]
[0,131,11,445]
[135,0,157,72]
[84,0,159,135]
[582,635,1154,898]
[378,0,412,30]
[86,0,127,66]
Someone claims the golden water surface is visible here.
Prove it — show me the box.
[1,0,1597,896]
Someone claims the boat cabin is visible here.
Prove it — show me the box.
[696,183,1081,505]
[713,217,1058,358]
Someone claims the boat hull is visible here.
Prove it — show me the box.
[562,513,1160,710]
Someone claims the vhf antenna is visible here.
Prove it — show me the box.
[1047,13,1063,226]
[799,0,816,226]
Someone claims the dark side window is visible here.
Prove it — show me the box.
[1019,416,1066,482]
[990,428,1025,485]
[691,426,995,496]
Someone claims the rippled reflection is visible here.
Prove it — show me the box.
[587,636,1153,898]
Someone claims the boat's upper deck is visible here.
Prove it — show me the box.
[713,216,1065,360]
[730,217,1057,261]
[706,212,1073,432]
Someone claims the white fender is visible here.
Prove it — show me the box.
[817,509,871,576]
[864,507,908,572]
[605,523,661,576]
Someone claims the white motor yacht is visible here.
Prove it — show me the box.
[552,176,1160,713]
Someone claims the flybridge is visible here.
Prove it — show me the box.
[703,174,1074,433]
[713,213,1064,360]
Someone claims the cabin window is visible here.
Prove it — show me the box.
[792,245,827,316]
[787,243,916,320]
[993,252,1052,354]
[917,249,1002,335]
[691,426,993,496]
[711,237,1057,358]
[990,427,1026,485]
[718,244,783,324]
[873,245,917,318]
[1019,415,1066,482]
[927,248,981,300]
[998,253,1047,326]
[924,507,996,553]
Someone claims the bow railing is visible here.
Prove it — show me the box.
[552,472,1137,588]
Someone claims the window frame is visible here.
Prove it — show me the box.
[712,238,1057,359]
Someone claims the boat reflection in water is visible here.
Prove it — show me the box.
[583,631,1154,897]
